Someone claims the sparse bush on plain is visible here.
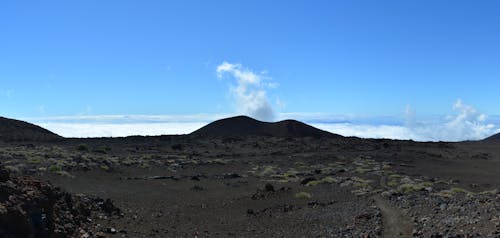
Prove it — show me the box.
[295,192,312,199]
[306,176,337,186]
[27,157,43,164]
[48,165,62,172]
[77,144,89,152]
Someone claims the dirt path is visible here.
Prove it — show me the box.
[374,175,413,237]
[373,196,413,238]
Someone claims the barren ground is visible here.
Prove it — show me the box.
[1,135,499,237]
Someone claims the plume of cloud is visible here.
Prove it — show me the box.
[216,61,275,121]
[413,99,494,141]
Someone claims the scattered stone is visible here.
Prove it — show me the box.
[0,164,120,238]
[222,173,241,179]
[106,227,117,234]
[300,177,316,185]
[246,209,255,215]
[264,183,275,192]
[149,175,179,180]
[190,185,204,191]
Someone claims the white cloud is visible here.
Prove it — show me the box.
[216,61,275,121]
[424,99,494,141]
[313,99,496,142]
[313,123,415,140]
[26,114,230,138]
[25,100,498,141]
[38,122,206,138]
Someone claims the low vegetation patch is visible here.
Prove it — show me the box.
[77,144,89,152]
[295,192,312,199]
[305,176,337,186]
[48,165,62,172]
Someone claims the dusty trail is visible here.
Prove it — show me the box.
[374,176,413,237]
[374,195,413,238]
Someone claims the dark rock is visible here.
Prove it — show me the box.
[190,185,204,191]
[246,209,255,215]
[300,177,316,185]
[149,175,179,180]
[264,183,275,192]
[222,173,241,179]
[99,198,121,215]
[0,164,120,238]
[171,144,183,150]
[0,166,9,182]
[106,227,117,234]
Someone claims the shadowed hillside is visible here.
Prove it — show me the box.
[190,115,339,138]
[483,133,500,141]
[0,117,61,142]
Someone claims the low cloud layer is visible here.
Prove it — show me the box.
[27,100,498,141]
[38,122,206,138]
[216,62,275,121]
[313,100,497,142]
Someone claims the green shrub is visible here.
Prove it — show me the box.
[355,167,370,174]
[382,162,392,170]
[397,183,427,194]
[77,144,89,152]
[351,177,372,189]
[321,176,337,184]
[138,162,150,169]
[56,170,72,177]
[257,166,275,177]
[306,176,337,186]
[295,192,312,199]
[93,146,108,154]
[27,157,43,164]
[48,165,62,172]
[450,187,472,194]
[387,179,399,187]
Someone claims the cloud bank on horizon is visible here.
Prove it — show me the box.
[316,99,496,141]
[24,61,498,141]
[30,99,499,141]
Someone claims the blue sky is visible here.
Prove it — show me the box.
[1,1,499,140]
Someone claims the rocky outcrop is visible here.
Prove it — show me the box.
[0,164,119,238]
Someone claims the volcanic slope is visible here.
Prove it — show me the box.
[483,132,500,142]
[0,116,61,142]
[190,115,339,138]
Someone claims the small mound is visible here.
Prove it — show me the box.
[190,115,339,138]
[0,117,61,142]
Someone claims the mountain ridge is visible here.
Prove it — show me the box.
[0,117,62,142]
[190,115,340,138]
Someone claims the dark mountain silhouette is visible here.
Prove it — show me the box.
[0,117,61,142]
[483,133,500,142]
[190,115,340,138]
